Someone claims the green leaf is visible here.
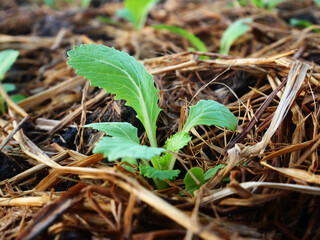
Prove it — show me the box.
[165,132,191,151]
[43,0,54,6]
[81,0,91,8]
[182,100,238,133]
[155,132,191,170]
[122,157,138,172]
[152,24,208,53]
[315,0,320,7]
[86,122,164,160]
[68,44,161,147]
[10,94,26,103]
[86,122,139,142]
[251,0,263,7]
[140,165,180,180]
[184,167,205,195]
[264,0,283,10]
[219,18,252,55]
[124,0,159,29]
[2,83,16,93]
[290,18,314,28]
[0,50,19,81]
[204,164,225,180]
[116,8,134,23]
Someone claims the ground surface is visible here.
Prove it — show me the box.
[1,0,320,239]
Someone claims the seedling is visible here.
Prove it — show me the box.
[0,50,26,114]
[183,164,225,195]
[238,0,283,10]
[42,0,91,9]
[220,18,253,55]
[116,0,159,30]
[152,25,208,53]
[152,24,209,59]
[67,44,237,189]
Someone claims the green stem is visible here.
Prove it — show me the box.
[167,151,178,170]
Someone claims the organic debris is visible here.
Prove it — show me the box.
[1,0,320,239]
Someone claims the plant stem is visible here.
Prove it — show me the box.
[167,151,178,170]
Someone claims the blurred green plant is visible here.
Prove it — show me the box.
[152,24,209,59]
[220,18,253,55]
[116,0,159,30]
[290,18,314,28]
[184,165,226,195]
[0,50,26,114]
[314,0,320,7]
[238,0,283,10]
[42,0,91,8]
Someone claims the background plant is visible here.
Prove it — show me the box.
[220,18,253,55]
[0,50,26,114]
[116,0,159,30]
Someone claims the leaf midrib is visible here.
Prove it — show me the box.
[96,58,156,147]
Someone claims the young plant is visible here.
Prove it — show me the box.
[152,25,208,53]
[183,164,225,195]
[116,0,159,30]
[42,0,91,9]
[67,44,237,189]
[0,50,25,114]
[238,0,283,10]
[220,18,253,55]
[152,24,209,59]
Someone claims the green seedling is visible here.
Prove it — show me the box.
[0,50,26,114]
[184,161,248,195]
[152,24,209,59]
[116,0,159,30]
[42,0,91,9]
[220,18,253,55]
[290,18,314,28]
[184,165,225,195]
[184,167,206,195]
[67,44,237,189]
[237,0,283,10]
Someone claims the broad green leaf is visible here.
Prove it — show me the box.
[182,100,238,133]
[85,122,164,160]
[184,167,205,195]
[0,50,19,81]
[204,164,225,180]
[152,24,208,53]
[85,122,139,142]
[315,0,320,7]
[219,18,252,55]
[124,0,159,29]
[140,165,180,180]
[68,44,161,147]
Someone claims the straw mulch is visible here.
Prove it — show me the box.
[0,0,320,239]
